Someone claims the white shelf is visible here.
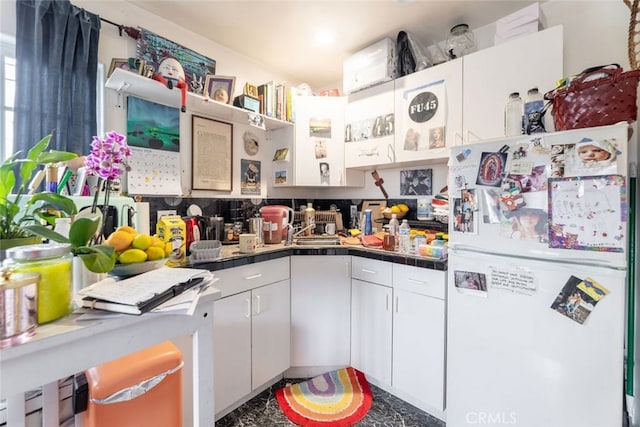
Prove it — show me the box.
[105,68,292,131]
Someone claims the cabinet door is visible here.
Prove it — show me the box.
[345,80,396,169]
[392,289,445,411]
[252,279,291,389]
[394,58,463,164]
[462,26,563,142]
[213,291,252,414]
[290,255,351,366]
[293,96,347,186]
[351,279,392,386]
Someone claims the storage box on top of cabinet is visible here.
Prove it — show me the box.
[343,38,397,94]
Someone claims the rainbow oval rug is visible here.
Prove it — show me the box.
[275,367,372,426]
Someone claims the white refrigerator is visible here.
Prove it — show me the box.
[446,123,635,427]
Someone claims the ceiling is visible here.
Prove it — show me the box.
[129,0,537,91]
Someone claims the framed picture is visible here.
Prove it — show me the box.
[205,75,236,104]
[192,115,233,191]
[107,58,132,77]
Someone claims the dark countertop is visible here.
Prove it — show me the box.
[190,243,448,272]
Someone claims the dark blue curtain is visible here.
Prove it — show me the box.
[14,0,100,156]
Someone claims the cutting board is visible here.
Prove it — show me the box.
[361,200,387,230]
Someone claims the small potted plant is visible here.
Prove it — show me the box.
[1,134,116,273]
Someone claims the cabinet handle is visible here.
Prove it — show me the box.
[245,298,251,318]
[244,273,263,280]
[385,294,389,311]
[345,262,350,277]
[255,295,261,315]
[408,278,427,285]
[360,268,376,275]
[395,296,399,313]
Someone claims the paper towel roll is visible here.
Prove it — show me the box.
[135,202,150,235]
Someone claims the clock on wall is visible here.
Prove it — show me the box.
[243,131,260,156]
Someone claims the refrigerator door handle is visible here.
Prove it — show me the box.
[450,244,627,271]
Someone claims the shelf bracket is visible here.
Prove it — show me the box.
[113,81,130,110]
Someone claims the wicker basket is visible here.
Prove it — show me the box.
[544,64,640,131]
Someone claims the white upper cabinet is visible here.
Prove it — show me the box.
[394,58,463,164]
[271,96,364,187]
[462,25,563,143]
[344,80,396,169]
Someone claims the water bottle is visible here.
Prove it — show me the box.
[399,219,411,254]
[364,209,373,235]
[504,92,523,137]
[524,87,546,134]
[388,214,400,250]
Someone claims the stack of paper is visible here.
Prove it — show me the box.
[77,267,215,315]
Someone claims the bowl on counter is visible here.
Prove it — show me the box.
[382,210,407,220]
[109,258,168,277]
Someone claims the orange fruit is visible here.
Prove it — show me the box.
[105,230,135,252]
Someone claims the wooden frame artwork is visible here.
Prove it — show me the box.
[205,75,236,104]
[192,115,233,191]
[107,58,131,77]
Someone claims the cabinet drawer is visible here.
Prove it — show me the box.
[352,257,392,286]
[214,257,290,297]
[393,264,445,300]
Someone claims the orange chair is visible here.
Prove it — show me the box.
[83,341,183,427]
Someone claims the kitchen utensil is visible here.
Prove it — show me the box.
[205,216,225,242]
[248,216,265,246]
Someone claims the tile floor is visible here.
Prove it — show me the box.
[216,379,445,426]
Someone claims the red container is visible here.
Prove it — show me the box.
[83,341,183,427]
[259,205,294,244]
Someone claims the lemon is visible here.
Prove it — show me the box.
[164,242,174,257]
[116,225,138,235]
[390,205,401,214]
[105,230,135,253]
[118,248,148,264]
[150,235,165,248]
[145,246,165,261]
[398,204,409,213]
[132,234,152,251]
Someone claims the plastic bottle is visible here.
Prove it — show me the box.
[304,203,315,236]
[524,87,546,134]
[399,219,411,254]
[504,92,523,137]
[388,214,400,250]
[364,209,373,235]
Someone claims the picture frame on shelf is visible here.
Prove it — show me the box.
[191,115,233,191]
[107,58,132,77]
[127,58,146,75]
[205,75,236,104]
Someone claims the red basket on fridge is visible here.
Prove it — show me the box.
[544,64,640,131]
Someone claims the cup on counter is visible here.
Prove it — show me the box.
[324,222,336,235]
[239,234,257,253]
[383,234,396,251]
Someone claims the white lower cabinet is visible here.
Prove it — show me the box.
[392,264,446,414]
[350,260,446,418]
[290,255,352,368]
[212,258,290,417]
[351,278,392,385]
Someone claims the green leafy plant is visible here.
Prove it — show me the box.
[0,134,116,273]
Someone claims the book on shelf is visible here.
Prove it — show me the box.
[77,267,213,315]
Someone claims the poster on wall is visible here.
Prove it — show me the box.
[241,159,261,195]
[136,27,216,96]
[126,96,182,195]
[399,79,446,152]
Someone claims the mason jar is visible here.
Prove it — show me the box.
[445,24,476,60]
[4,243,73,324]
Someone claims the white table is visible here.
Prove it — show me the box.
[0,287,221,427]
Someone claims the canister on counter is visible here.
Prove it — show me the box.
[4,243,73,324]
[0,268,40,348]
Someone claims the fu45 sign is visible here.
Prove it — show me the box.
[408,91,439,123]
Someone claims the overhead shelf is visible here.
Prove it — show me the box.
[105,68,293,131]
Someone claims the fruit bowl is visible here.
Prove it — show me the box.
[109,258,168,277]
[383,210,407,220]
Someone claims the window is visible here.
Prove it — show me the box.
[1,38,15,162]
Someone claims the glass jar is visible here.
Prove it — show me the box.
[445,24,476,60]
[0,268,40,348]
[4,243,73,324]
